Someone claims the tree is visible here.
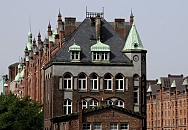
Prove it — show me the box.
[0,93,43,130]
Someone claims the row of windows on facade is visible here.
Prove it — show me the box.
[57,73,140,91]
[70,51,110,61]
[63,98,137,115]
[82,122,129,130]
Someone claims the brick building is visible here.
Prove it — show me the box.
[43,10,147,130]
[146,74,188,130]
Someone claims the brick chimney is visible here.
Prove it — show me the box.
[114,18,126,38]
[78,99,83,130]
[95,13,101,40]
[64,17,76,39]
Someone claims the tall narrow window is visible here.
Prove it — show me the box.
[115,74,124,90]
[89,99,98,108]
[71,51,79,60]
[115,100,124,108]
[90,73,98,90]
[63,99,72,115]
[134,87,139,105]
[104,74,112,90]
[64,73,72,89]
[133,74,139,86]
[78,74,87,90]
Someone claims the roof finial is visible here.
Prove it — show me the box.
[29,15,31,32]
[58,8,61,17]
[130,8,134,17]
[48,19,51,28]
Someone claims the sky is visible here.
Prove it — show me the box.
[0,0,188,81]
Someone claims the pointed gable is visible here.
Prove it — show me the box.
[122,23,145,51]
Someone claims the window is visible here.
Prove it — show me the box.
[93,123,101,130]
[63,99,72,115]
[106,100,113,105]
[64,73,72,89]
[82,100,87,109]
[83,123,90,130]
[90,73,98,90]
[71,51,79,60]
[93,52,109,61]
[110,123,118,130]
[115,74,124,90]
[133,74,139,86]
[104,74,112,90]
[134,87,139,105]
[78,74,87,90]
[89,99,98,108]
[120,123,128,130]
[115,100,124,108]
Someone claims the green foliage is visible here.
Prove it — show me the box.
[0,93,43,130]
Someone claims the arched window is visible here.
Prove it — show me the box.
[115,100,124,108]
[106,99,113,105]
[64,73,72,89]
[90,73,98,90]
[104,74,112,90]
[63,99,72,115]
[78,100,87,110]
[115,74,124,90]
[89,99,98,108]
[78,74,87,90]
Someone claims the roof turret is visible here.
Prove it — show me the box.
[147,85,152,93]
[69,40,81,51]
[122,23,145,51]
[182,78,188,85]
[91,38,110,52]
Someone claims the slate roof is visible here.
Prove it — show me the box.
[46,18,132,67]
[50,105,145,123]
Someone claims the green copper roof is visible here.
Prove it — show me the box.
[53,28,58,35]
[27,42,32,51]
[20,67,25,78]
[91,39,110,52]
[171,80,176,88]
[69,40,81,51]
[122,23,145,51]
[157,78,162,85]
[182,78,188,85]
[147,85,152,93]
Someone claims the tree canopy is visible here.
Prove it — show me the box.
[0,93,43,130]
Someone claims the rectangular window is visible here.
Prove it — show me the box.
[71,52,79,60]
[120,123,129,130]
[93,123,101,130]
[104,79,112,90]
[83,123,91,130]
[134,87,139,105]
[101,52,108,60]
[110,123,118,130]
[79,79,86,90]
[93,52,109,61]
[116,79,124,90]
[90,79,98,90]
[64,78,72,89]
[93,52,100,60]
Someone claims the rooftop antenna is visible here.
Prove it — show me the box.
[102,7,104,18]
[29,15,31,32]
[86,6,87,17]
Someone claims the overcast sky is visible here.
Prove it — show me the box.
[0,0,187,81]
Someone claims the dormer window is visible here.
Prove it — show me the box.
[90,39,110,62]
[68,40,81,62]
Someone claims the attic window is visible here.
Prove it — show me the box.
[68,40,81,62]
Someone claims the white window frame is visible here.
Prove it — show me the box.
[115,100,124,108]
[63,74,72,89]
[89,99,98,108]
[78,74,87,90]
[82,100,87,109]
[63,99,72,115]
[106,100,113,105]
[71,51,79,60]
[101,52,108,60]
[90,74,98,90]
[134,87,139,105]
[93,52,100,60]
[104,74,112,90]
[83,123,91,130]
[110,123,118,130]
[120,123,129,130]
[115,74,124,90]
[93,123,101,130]
[93,52,109,61]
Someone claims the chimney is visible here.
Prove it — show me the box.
[78,99,83,130]
[64,17,76,39]
[95,13,101,40]
[114,18,126,38]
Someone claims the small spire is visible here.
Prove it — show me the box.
[25,45,28,50]
[130,8,134,17]
[38,31,41,37]
[58,8,61,17]
[33,37,36,43]
[48,19,51,28]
